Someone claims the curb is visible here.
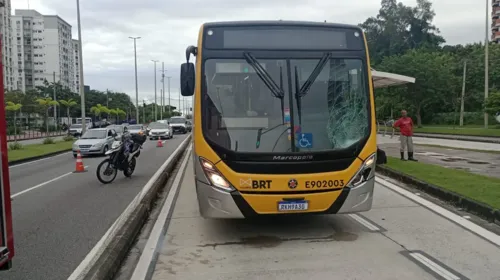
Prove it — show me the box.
[8,148,72,166]
[74,134,192,280]
[377,132,500,144]
[376,164,500,226]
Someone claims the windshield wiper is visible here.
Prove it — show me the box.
[294,53,331,126]
[243,52,286,149]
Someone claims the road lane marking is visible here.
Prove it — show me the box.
[130,143,192,280]
[376,177,500,247]
[11,165,89,198]
[68,135,191,280]
[9,151,72,168]
[348,214,381,231]
[404,251,467,280]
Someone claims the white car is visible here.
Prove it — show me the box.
[148,122,173,140]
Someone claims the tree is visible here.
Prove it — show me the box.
[484,91,500,116]
[109,108,126,124]
[35,97,59,135]
[59,99,78,125]
[90,104,110,127]
[360,0,444,65]
[377,49,459,126]
[5,101,22,141]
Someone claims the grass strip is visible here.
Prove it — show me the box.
[383,156,500,209]
[8,140,73,162]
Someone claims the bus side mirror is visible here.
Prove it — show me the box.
[376,148,387,164]
[180,63,195,97]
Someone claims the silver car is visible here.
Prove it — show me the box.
[148,122,173,140]
[72,128,118,158]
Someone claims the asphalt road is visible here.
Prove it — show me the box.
[2,134,189,280]
[145,158,500,280]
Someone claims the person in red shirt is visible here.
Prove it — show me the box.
[393,110,417,161]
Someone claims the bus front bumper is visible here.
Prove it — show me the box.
[195,176,375,219]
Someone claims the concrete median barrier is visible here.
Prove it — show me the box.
[68,134,192,280]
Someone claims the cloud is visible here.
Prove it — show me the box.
[12,0,487,108]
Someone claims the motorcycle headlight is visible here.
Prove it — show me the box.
[111,141,122,149]
[199,157,234,192]
[347,153,376,188]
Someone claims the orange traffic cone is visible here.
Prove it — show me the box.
[74,150,86,173]
[157,139,163,148]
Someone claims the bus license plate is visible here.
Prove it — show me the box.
[278,201,308,212]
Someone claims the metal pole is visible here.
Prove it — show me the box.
[160,89,163,120]
[485,0,489,129]
[129,36,141,123]
[76,0,86,134]
[161,62,165,115]
[459,60,467,127]
[53,71,57,122]
[151,60,158,121]
[167,76,171,115]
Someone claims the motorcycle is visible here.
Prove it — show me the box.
[96,133,146,184]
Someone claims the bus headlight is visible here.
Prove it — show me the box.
[348,153,376,188]
[199,157,234,192]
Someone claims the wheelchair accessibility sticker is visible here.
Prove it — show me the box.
[296,133,313,148]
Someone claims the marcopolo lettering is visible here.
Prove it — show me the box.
[252,180,272,189]
[272,155,313,161]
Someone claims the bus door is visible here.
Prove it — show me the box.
[0,34,14,270]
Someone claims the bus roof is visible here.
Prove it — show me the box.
[202,20,361,31]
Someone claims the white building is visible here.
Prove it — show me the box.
[12,9,77,93]
[73,39,80,93]
[1,0,14,91]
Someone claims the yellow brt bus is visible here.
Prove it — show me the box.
[180,20,385,218]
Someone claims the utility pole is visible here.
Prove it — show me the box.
[161,62,165,115]
[459,60,467,127]
[76,0,86,134]
[179,93,181,116]
[53,71,57,122]
[485,0,489,129]
[160,89,163,120]
[151,60,159,121]
[129,36,141,123]
[167,76,171,115]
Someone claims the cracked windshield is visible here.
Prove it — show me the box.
[2,0,500,280]
[203,58,369,152]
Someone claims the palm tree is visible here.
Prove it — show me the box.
[5,101,23,141]
[59,99,78,126]
[90,104,110,127]
[109,108,126,124]
[35,97,59,136]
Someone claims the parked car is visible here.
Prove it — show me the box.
[148,122,173,140]
[72,128,118,158]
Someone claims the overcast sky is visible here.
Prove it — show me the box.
[12,0,487,108]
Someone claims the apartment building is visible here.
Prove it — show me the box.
[73,39,80,93]
[0,0,14,91]
[12,9,77,93]
[492,0,500,43]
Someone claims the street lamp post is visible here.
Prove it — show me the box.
[485,0,490,129]
[129,36,141,123]
[166,76,171,115]
[151,60,159,121]
[76,0,86,134]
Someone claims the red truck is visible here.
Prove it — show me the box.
[0,22,15,270]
